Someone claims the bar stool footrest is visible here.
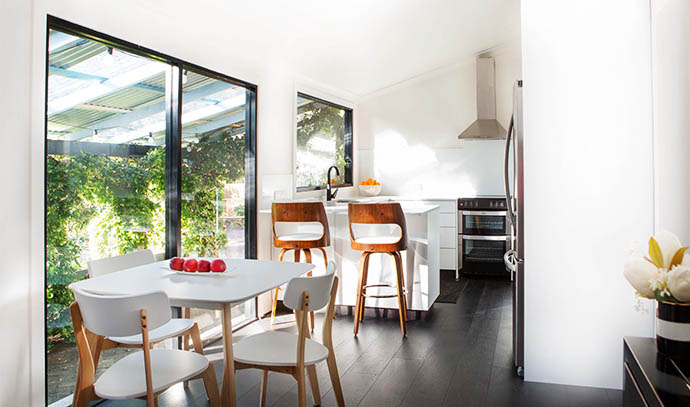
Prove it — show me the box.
[362,284,407,299]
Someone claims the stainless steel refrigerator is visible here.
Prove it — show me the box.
[504,80,524,377]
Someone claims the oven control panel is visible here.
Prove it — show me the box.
[458,197,507,211]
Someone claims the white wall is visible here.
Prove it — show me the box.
[651,0,690,243]
[0,0,34,405]
[521,0,655,389]
[356,46,521,197]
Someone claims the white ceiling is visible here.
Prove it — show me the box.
[52,0,520,98]
[163,0,521,98]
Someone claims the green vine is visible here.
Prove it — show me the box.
[46,131,245,346]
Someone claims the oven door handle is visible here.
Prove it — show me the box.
[462,234,510,241]
[460,210,507,216]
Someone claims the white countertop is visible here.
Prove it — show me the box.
[259,200,439,215]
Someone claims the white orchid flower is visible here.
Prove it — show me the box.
[624,258,658,299]
[654,231,682,269]
[668,264,690,302]
[682,253,690,267]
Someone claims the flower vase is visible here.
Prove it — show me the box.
[656,300,690,361]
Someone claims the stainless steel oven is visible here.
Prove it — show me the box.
[458,196,510,277]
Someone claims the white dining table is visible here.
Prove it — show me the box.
[69,258,314,407]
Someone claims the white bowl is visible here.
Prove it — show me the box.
[359,184,382,196]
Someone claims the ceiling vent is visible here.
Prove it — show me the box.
[458,57,507,140]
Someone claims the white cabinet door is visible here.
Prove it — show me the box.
[422,200,456,213]
[440,248,457,270]
[440,212,456,227]
[440,227,456,248]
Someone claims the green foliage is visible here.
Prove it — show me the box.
[296,101,347,187]
[46,131,245,346]
[181,132,245,256]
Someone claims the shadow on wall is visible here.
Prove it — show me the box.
[365,130,508,197]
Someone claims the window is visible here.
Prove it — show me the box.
[45,16,256,405]
[295,93,352,191]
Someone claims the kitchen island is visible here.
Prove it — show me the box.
[258,200,440,312]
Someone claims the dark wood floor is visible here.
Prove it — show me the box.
[99,278,622,407]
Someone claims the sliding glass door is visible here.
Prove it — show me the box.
[45,17,256,405]
[179,71,255,335]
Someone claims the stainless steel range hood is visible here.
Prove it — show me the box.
[458,57,507,140]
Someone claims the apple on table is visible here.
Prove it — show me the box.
[169,257,184,271]
[183,258,198,273]
[198,260,211,272]
[211,259,226,273]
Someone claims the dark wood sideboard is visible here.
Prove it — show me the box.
[623,337,690,406]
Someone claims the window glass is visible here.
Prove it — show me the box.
[295,94,352,190]
[180,71,254,326]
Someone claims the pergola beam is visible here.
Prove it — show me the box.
[47,139,154,158]
[48,63,167,116]
[63,80,233,141]
[182,110,245,137]
[49,67,164,93]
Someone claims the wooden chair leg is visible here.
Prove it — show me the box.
[71,304,97,407]
[393,252,408,322]
[326,352,345,407]
[306,365,321,406]
[190,323,220,406]
[303,249,315,332]
[317,247,329,270]
[278,248,289,262]
[359,253,370,323]
[391,252,407,337]
[259,370,269,407]
[272,249,291,325]
[296,367,307,407]
[317,248,335,319]
[294,249,301,263]
[354,252,370,335]
[271,286,280,325]
[183,307,191,388]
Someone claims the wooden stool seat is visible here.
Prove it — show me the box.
[271,202,332,330]
[348,202,409,337]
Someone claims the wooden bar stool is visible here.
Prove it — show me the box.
[348,202,408,337]
[271,202,331,330]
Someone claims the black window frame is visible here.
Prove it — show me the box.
[295,92,353,192]
[44,15,258,404]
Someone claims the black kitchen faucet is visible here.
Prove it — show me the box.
[326,165,340,201]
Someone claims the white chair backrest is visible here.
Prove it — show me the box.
[71,287,171,338]
[87,249,155,278]
[283,262,336,311]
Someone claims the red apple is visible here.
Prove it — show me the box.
[198,260,211,272]
[211,259,226,273]
[183,258,198,273]
[169,257,184,271]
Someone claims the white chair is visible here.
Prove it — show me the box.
[233,262,345,407]
[87,249,156,278]
[69,288,220,407]
[84,250,196,385]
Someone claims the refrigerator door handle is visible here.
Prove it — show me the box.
[504,115,516,230]
[504,249,517,272]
